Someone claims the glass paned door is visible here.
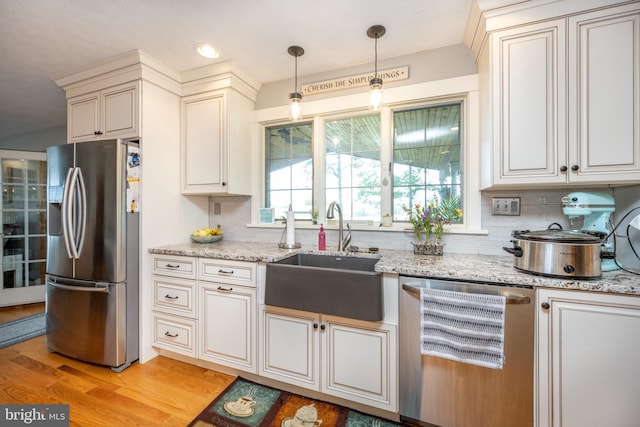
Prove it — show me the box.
[0,151,47,307]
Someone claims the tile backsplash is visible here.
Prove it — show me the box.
[208,186,640,261]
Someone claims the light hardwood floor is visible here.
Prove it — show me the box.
[0,303,235,426]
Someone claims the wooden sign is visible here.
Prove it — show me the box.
[301,66,409,96]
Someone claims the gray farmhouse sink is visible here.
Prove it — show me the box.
[265,254,384,321]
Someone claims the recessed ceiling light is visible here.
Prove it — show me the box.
[195,43,219,59]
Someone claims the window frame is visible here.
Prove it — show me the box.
[264,120,314,220]
[251,75,482,235]
[390,98,465,222]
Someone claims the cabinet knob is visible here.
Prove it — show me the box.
[222,182,227,186]
[320,324,326,331]
[313,323,318,329]
[560,165,568,173]
[94,130,103,135]
[571,165,579,171]
[541,302,550,310]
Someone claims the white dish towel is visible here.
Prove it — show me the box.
[420,287,506,369]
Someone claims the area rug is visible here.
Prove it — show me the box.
[188,377,410,427]
[0,312,46,349]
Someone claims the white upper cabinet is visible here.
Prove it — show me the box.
[67,81,140,143]
[480,3,640,188]
[180,65,258,196]
[483,19,567,187]
[567,7,640,182]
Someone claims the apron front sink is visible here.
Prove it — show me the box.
[265,254,383,321]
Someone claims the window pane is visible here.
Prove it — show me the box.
[393,103,463,221]
[265,122,313,219]
[325,115,381,222]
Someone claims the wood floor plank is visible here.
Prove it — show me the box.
[56,364,124,392]
[113,367,230,415]
[86,387,173,422]
[0,302,44,323]
[0,307,235,426]
[45,380,166,427]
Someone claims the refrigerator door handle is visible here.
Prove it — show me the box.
[60,167,75,259]
[47,279,109,293]
[64,167,88,259]
[75,167,87,257]
[66,167,80,258]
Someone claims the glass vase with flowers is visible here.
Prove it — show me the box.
[431,196,463,255]
[404,197,463,255]
[403,204,433,254]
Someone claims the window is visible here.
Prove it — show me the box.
[325,115,381,222]
[265,122,313,219]
[1,155,47,292]
[392,102,463,221]
[261,94,470,229]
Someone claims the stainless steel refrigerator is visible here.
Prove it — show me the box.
[45,139,139,372]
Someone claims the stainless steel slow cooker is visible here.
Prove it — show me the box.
[503,229,604,279]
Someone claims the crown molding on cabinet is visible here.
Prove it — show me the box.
[54,49,260,102]
[464,0,636,60]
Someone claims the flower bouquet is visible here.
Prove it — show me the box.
[403,196,462,255]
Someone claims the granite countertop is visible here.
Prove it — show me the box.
[149,241,640,296]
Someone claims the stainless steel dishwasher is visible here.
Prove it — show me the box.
[399,277,534,427]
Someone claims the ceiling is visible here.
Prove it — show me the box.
[0,0,524,141]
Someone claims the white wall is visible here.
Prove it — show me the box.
[206,186,640,272]
[206,45,640,272]
[0,126,66,151]
[137,81,209,362]
[255,44,477,109]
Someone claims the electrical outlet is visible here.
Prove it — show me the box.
[492,197,521,216]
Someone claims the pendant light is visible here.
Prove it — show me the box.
[288,46,304,121]
[367,25,386,111]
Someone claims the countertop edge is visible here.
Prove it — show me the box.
[149,242,640,296]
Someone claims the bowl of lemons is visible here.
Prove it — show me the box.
[191,225,223,243]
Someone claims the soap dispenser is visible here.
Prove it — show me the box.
[318,224,326,250]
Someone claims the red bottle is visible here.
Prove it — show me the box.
[318,224,326,250]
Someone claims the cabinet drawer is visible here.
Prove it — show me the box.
[199,259,256,287]
[151,254,196,279]
[153,276,196,317]
[153,312,197,357]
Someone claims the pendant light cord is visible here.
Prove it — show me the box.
[374,35,378,78]
[294,54,298,92]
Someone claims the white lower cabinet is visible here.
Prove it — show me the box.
[198,258,257,373]
[536,288,640,427]
[153,312,197,357]
[151,254,198,357]
[259,304,397,412]
[199,281,257,373]
[151,255,257,374]
[151,255,397,411]
[260,306,320,388]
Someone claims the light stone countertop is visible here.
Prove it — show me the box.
[149,241,640,296]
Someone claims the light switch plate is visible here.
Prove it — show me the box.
[492,197,521,216]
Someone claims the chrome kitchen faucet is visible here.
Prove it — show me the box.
[326,201,351,251]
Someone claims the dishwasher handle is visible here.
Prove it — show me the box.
[402,283,531,305]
